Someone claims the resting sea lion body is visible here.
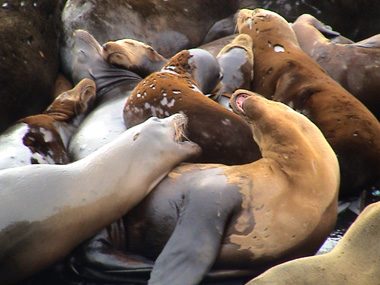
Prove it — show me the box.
[237,8,380,198]
[0,79,96,169]
[0,114,201,284]
[68,30,142,161]
[248,201,380,285]
[292,14,380,119]
[80,90,339,284]
[124,50,259,165]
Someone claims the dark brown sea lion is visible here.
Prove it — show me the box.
[0,113,201,283]
[68,30,142,161]
[0,78,96,170]
[247,201,380,285]
[74,90,339,284]
[60,0,239,79]
[292,14,380,119]
[0,0,65,133]
[237,8,380,198]
[101,39,168,78]
[212,34,254,109]
[123,50,260,165]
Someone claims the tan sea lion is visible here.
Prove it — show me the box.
[237,8,380,198]
[123,50,260,165]
[0,78,96,170]
[73,90,339,284]
[247,201,380,284]
[0,114,201,283]
[292,14,380,119]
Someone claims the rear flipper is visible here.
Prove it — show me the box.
[149,186,240,285]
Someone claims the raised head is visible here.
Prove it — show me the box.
[236,8,299,49]
[43,78,96,123]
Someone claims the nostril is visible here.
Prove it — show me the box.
[103,43,108,51]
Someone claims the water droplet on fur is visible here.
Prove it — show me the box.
[20,1,25,6]
[33,2,38,7]
[2,2,9,8]
[353,132,358,137]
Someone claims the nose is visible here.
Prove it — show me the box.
[103,43,109,51]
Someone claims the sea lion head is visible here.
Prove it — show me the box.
[101,39,167,77]
[161,49,222,95]
[230,89,318,146]
[188,48,223,94]
[43,78,96,123]
[132,113,201,164]
[236,8,298,49]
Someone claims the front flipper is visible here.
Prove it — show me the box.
[149,185,241,285]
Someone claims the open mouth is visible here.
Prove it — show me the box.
[172,114,189,143]
[232,92,250,114]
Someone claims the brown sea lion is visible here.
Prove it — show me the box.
[0,78,96,170]
[60,0,239,79]
[101,39,168,78]
[212,34,254,109]
[292,14,380,118]
[74,90,339,284]
[0,0,65,133]
[123,50,260,165]
[237,8,380,198]
[239,0,380,42]
[247,201,380,285]
[0,113,201,283]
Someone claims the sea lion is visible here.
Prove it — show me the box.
[123,50,260,165]
[0,0,64,133]
[212,34,254,109]
[292,14,380,119]
[0,113,201,284]
[60,0,239,79]
[101,39,168,78]
[73,90,339,284]
[239,0,380,42]
[0,78,96,170]
[237,8,380,198]
[247,201,380,285]
[68,30,142,161]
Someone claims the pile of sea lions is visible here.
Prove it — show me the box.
[1,3,380,284]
